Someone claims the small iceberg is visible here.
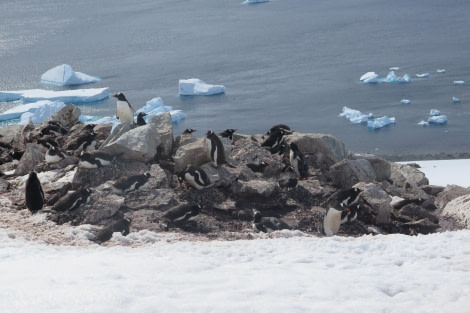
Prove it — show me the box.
[18,101,66,124]
[389,67,400,71]
[454,80,465,85]
[436,69,446,73]
[41,64,100,86]
[360,72,379,83]
[418,121,429,127]
[430,109,441,116]
[416,73,430,78]
[0,100,65,122]
[360,71,411,84]
[453,97,461,103]
[339,106,373,124]
[178,78,226,96]
[400,99,411,105]
[420,109,447,126]
[367,116,396,130]
[0,87,109,104]
[242,0,269,3]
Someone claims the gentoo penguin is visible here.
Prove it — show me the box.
[112,92,135,124]
[161,204,202,223]
[218,128,237,140]
[182,128,197,134]
[390,196,424,210]
[261,129,285,152]
[64,131,96,151]
[40,123,67,136]
[36,136,59,149]
[78,150,116,169]
[252,210,291,233]
[112,172,151,195]
[45,146,66,164]
[322,205,349,237]
[289,142,308,179]
[25,171,44,214]
[52,188,92,212]
[178,165,212,190]
[136,112,147,126]
[204,130,235,167]
[10,150,24,164]
[325,187,362,208]
[95,218,131,243]
[266,124,292,135]
[278,165,298,190]
[341,203,361,224]
[246,161,269,173]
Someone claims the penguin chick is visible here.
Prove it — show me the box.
[78,150,116,169]
[218,128,237,140]
[340,203,361,224]
[113,92,135,124]
[204,130,235,168]
[246,161,269,173]
[178,165,212,190]
[45,146,66,164]
[136,112,148,126]
[25,171,44,214]
[112,173,151,195]
[52,188,92,212]
[94,218,131,243]
[161,204,202,222]
[322,205,349,237]
[252,210,291,233]
[289,142,308,179]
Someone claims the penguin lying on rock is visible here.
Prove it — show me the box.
[178,165,213,190]
[252,210,291,233]
[94,218,131,244]
[78,150,117,169]
[218,128,237,141]
[161,204,202,223]
[112,173,151,195]
[52,188,92,212]
[45,146,66,164]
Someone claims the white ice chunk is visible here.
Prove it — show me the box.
[178,78,226,96]
[389,67,400,71]
[418,121,429,127]
[0,100,64,122]
[359,72,379,83]
[0,88,109,103]
[367,116,396,129]
[382,71,411,83]
[400,99,411,104]
[416,73,430,78]
[436,69,446,73]
[453,80,465,85]
[18,101,66,124]
[453,97,461,103]
[428,115,447,125]
[339,106,373,124]
[41,64,100,86]
[430,109,441,116]
[242,0,269,3]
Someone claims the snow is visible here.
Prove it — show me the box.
[403,159,470,187]
[0,87,109,103]
[178,78,226,96]
[40,64,100,86]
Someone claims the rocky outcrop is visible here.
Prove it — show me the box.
[442,194,470,229]
[390,163,429,188]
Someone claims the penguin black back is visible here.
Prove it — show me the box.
[178,165,212,190]
[261,129,285,150]
[95,218,131,243]
[136,112,147,126]
[25,171,44,213]
[266,124,292,135]
[205,130,233,167]
[218,129,237,140]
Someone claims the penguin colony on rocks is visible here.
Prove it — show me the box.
[7,91,375,244]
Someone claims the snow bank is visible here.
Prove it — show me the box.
[0,87,109,103]
[178,78,226,96]
[41,64,100,86]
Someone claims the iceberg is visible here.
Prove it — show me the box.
[389,67,400,71]
[18,101,66,125]
[367,116,396,129]
[41,64,100,86]
[360,71,411,83]
[453,97,461,103]
[453,80,465,85]
[0,87,109,103]
[339,106,373,124]
[436,69,446,73]
[428,115,447,125]
[430,109,441,116]
[416,73,430,78]
[0,100,66,122]
[242,0,269,3]
[400,99,411,105]
[178,78,226,96]
[418,121,429,127]
[359,72,379,83]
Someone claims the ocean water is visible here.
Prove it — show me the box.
[1,0,469,159]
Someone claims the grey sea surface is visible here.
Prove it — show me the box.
[1,0,469,159]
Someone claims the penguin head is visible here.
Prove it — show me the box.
[143,172,151,178]
[28,171,38,179]
[137,112,148,118]
[112,92,127,101]
[290,142,299,151]
[205,130,215,138]
[253,210,262,223]
[191,204,202,215]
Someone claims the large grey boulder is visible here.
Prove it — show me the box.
[173,138,210,173]
[390,163,429,188]
[435,185,470,210]
[82,194,124,224]
[231,179,277,198]
[329,159,376,189]
[47,103,81,127]
[353,153,391,182]
[150,113,173,159]
[441,194,470,229]
[356,182,392,224]
[14,143,45,176]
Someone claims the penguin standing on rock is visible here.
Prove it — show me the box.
[112,172,151,195]
[136,112,147,126]
[52,188,92,212]
[45,146,66,164]
[25,171,44,214]
[78,150,116,169]
[252,210,291,233]
[204,130,235,168]
[289,142,308,179]
[218,129,237,140]
[112,92,135,124]
[178,165,213,190]
[261,129,285,153]
[322,205,349,237]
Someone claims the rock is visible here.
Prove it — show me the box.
[0,124,23,145]
[356,182,392,224]
[329,159,376,189]
[421,185,445,197]
[149,164,171,189]
[441,194,470,229]
[231,179,277,198]
[121,189,178,212]
[0,178,9,192]
[435,185,470,209]
[82,194,125,224]
[48,103,81,127]
[401,218,441,235]
[390,162,429,188]
[150,113,173,159]
[100,124,161,162]
[353,153,391,181]
[173,138,210,173]
[396,203,439,224]
[14,143,45,176]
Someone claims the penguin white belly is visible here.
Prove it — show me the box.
[184,173,203,190]
[96,157,112,167]
[79,160,98,169]
[116,100,134,124]
[45,153,62,164]
[323,208,342,237]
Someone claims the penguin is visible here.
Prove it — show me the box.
[278,165,298,190]
[289,142,308,179]
[182,128,197,134]
[266,124,292,135]
[340,203,361,224]
[0,142,12,152]
[112,172,151,195]
[390,196,424,210]
[52,188,92,212]
[252,210,291,233]
[325,187,362,208]
[45,146,66,164]
[178,165,212,190]
[218,128,237,140]
[78,150,116,169]
[64,131,96,151]
[112,92,135,124]
[136,112,147,126]
[204,130,235,168]
[322,205,349,237]
[270,142,287,155]
[246,161,269,173]
[10,150,24,164]
[94,218,131,243]
[40,123,67,136]
[161,204,202,223]
[261,129,285,151]
[35,136,59,149]
[25,171,44,214]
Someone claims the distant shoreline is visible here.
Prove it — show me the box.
[378,152,470,163]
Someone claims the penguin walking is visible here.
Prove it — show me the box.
[246,161,269,173]
[52,188,92,212]
[161,204,202,223]
[341,204,361,224]
[322,205,349,237]
[112,172,151,195]
[45,146,66,164]
[94,218,131,243]
[25,171,44,214]
[252,210,291,233]
[178,165,213,190]
[112,92,135,124]
[218,129,237,140]
[64,131,96,151]
[136,112,148,126]
[78,150,117,169]
[261,129,285,152]
[289,142,308,179]
[204,130,235,168]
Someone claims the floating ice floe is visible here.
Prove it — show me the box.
[436,69,446,73]
[430,109,441,116]
[359,72,379,83]
[41,64,100,86]
[416,73,430,78]
[453,97,461,103]
[367,116,396,130]
[178,78,226,96]
[0,87,109,104]
[453,80,465,85]
[419,109,447,126]
[0,100,66,122]
[242,0,270,3]
[389,67,400,71]
[360,71,411,83]
[400,99,411,104]
[339,106,373,124]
